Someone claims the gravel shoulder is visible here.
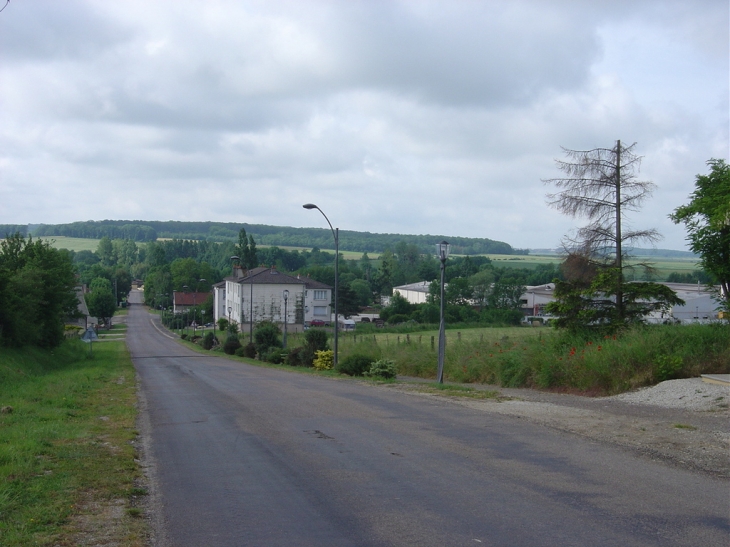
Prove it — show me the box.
[385,377,730,478]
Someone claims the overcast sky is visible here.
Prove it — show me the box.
[1,0,727,251]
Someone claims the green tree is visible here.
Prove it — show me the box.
[670,159,730,313]
[546,268,684,332]
[97,236,115,266]
[87,277,117,327]
[236,228,258,270]
[469,269,494,311]
[0,234,78,348]
[350,278,373,307]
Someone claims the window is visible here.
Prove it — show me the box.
[314,290,327,300]
[313,306,327,317]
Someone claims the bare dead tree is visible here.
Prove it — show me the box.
[544,140,660,322]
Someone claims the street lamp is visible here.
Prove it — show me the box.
[183,285,189,336]
[283,289,289,349]
[436,240,450,383]
[303,203,339,367]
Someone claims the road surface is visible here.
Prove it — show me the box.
[126,291,728,547]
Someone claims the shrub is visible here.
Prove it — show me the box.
[254,320,282,355]
[243,342,257,358]
[337,354,373,376]
[264,348,286,364]
[202,331,217,350]
[223,335,242,355]
[304,328,329,352]
[217,317,229,332]
[286,346,314,367]
[365,358,397,379]
[313,350,334,371]
[655,354,683,382]
[234,346,246,357]
[180,333,188,340]
[387,314,411,325]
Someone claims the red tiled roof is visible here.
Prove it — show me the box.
[173,292,211,306]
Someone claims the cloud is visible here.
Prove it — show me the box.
[0,0,726,251]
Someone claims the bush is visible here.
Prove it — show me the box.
[365,358,397,379]
[264,348,286,364]
[313,350,334,371]
[337,354,373,376]
[286,346,314,367]
[180,333,188,340]
[223,335,242,355]
[202,331,217,350]
[234,346,246,357]
[304,328,329,352]
[217,317,229,332]
[243,342,257,358]
[254,320,282,355]
[386,314,411,325]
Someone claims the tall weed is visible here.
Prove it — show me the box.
[347,324,729,395]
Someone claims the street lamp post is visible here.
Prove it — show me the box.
[303,203,339,367]
[183,285,189,337]
[436,241,450,383]
[283,289,289,349]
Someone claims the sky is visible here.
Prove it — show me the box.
[0,0,727,252]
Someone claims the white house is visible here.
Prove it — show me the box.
[215,266,333,332]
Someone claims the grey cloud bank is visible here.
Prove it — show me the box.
[1,0,727,251]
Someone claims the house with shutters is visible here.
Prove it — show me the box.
[214,266,333,332]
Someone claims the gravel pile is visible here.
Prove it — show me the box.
[607,378,729,411]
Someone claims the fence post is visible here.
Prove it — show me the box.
[431,336,435,350]
[458,332,461,341]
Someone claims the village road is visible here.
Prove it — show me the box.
[126,291,728,547]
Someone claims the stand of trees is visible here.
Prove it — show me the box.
[0,234,78,348]
[21,220,520,256]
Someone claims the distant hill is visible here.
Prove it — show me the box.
[1,220,523,256]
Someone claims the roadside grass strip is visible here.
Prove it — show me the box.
[0,341,148,546]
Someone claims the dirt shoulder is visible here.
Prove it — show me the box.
[384,378,730,479]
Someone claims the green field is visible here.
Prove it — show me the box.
[32,236,698,279]
[36,236,102,252]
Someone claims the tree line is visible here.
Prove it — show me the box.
[12,220,523,256]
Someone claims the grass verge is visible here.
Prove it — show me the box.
[0,340,148,546]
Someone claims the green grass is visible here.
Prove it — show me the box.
[332,323,730,395]
[35,236,101,253]
[0,341,148,546]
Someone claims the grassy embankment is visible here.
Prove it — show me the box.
[0,333,147,546]
[286,323,729,395]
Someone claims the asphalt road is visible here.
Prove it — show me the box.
[126,291,729,547]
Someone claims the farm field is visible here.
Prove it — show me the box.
[31,236,699,280]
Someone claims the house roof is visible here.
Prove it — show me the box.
[232,267,332,290]
[394,281,432,293]
[173,292,211,306]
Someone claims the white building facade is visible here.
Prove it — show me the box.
[215,267,333,328]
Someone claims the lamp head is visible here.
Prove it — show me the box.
[436,241,450,260]
[302,203,318,210]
